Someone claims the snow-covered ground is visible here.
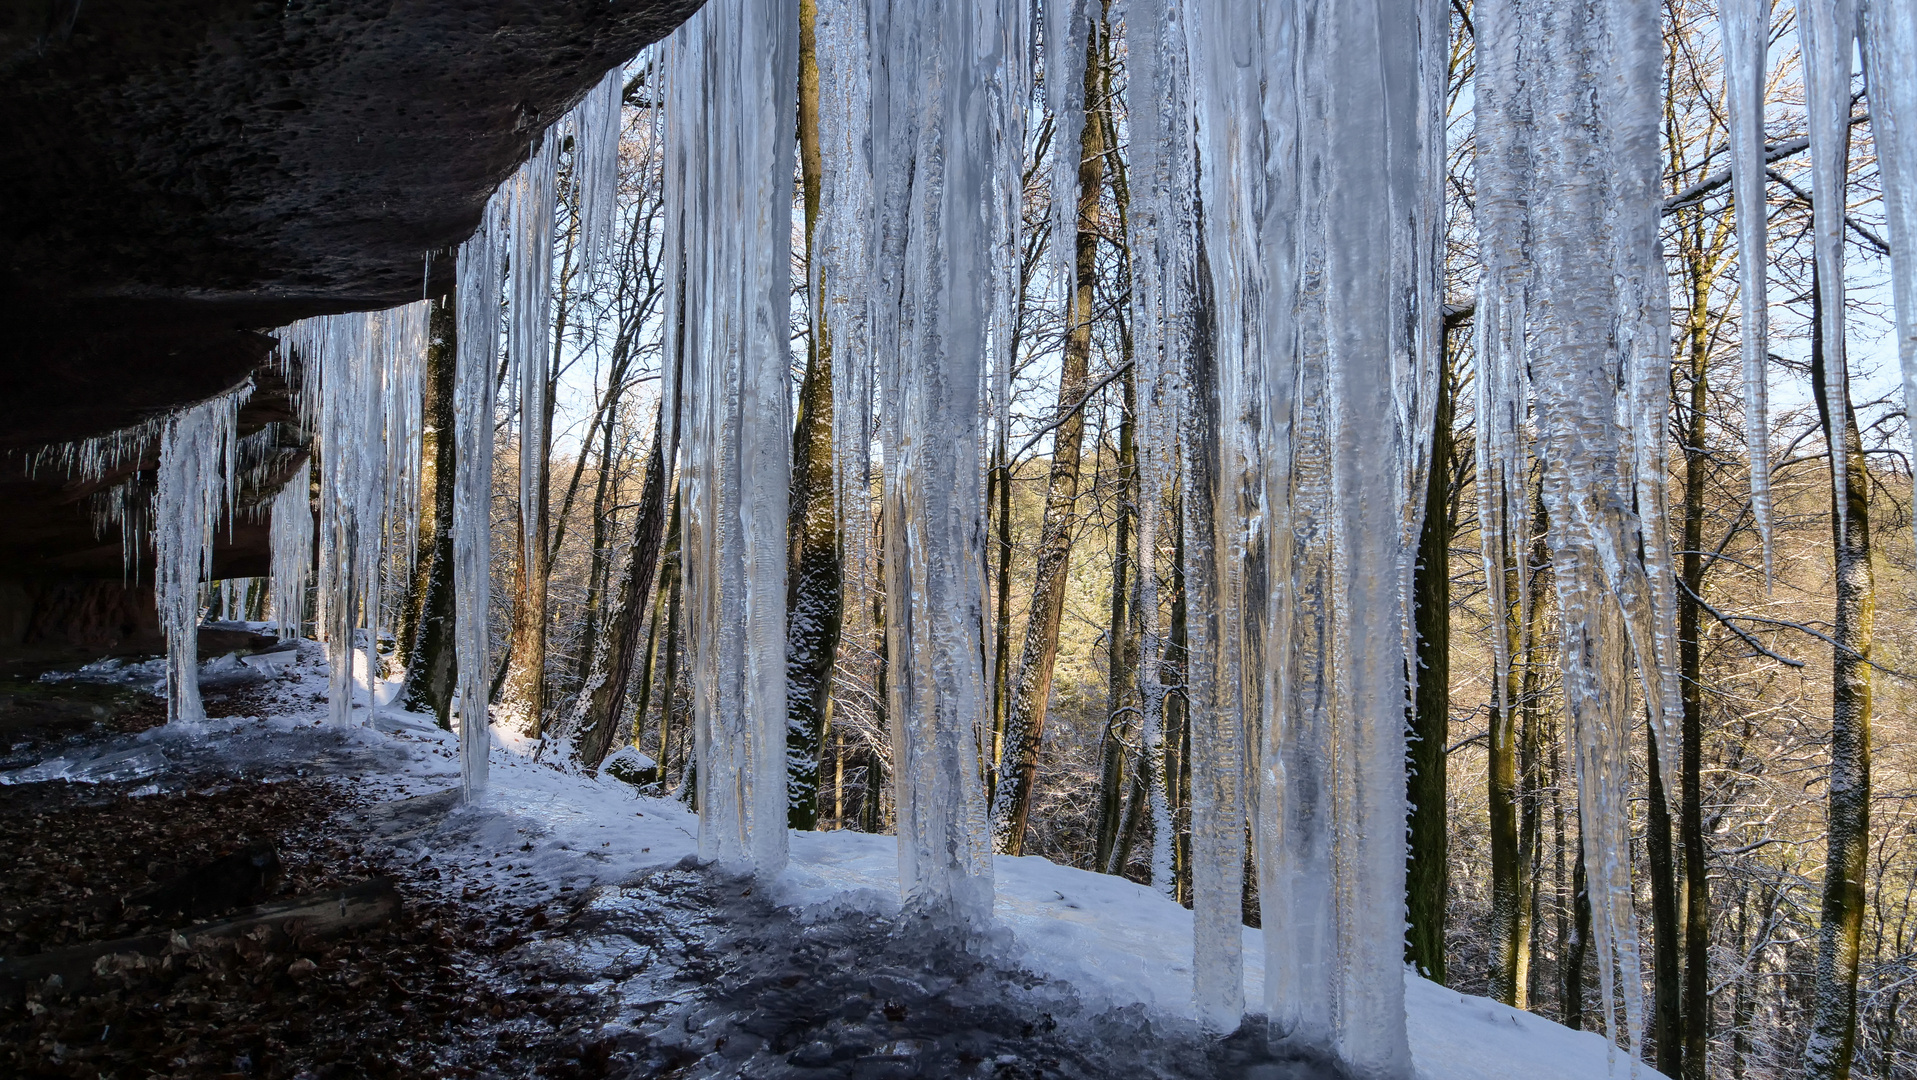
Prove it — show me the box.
[21,644,1656,1080]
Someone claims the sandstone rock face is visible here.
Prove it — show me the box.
[0,0,700,664]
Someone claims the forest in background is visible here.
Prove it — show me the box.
[216,3,1917,1078]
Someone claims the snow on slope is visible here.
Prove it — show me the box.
[115,647,1654,1080]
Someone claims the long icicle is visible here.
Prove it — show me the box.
[662,0,796,877]
[1797,0,1857,539]
[269,459,313,641]
[864,0,1011,921]
[454,193,505,800]
[1865,0,1917,554]
[154,383,252,725]
[1722,0,1775,585]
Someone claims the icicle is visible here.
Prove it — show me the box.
[153,382,251,724]
[572,63,627,285]
[1723,0,1775,585]
[454,193,506,802]
[859,0,1011,922]
[1475,0,1689,1063]
[278,302,430,726]
[1865,0,1917,554]
[1045,0,1093,300]
[661,0,796,877]
[817,0,878,637]
[1798,0,1858,537]
[269,459,313,640]
[1118,0,1189,900]
[509,134,559,614]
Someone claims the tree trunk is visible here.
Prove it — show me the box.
[1406,336,1454,984]
[1648,724,1684,1077]
[1805,267,1874,1080]
[657,518,684,782]
[574,384,623,684]
[1562,839,1591,1031]
[401,297,459,729]
[571,412,672,769]
[991,20,1108,855]
[786,0,844,831]
[1676,224,1719,1080]
[1095,311,1139,875]
[1487,545,1526,1004]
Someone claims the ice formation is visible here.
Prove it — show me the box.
[453,190,506,802]
[1115,0,1185,898]
[1799,0,1857,535]
[572,64,627,286]
[278,304,429,727]
[509,132,558,628]
[153,383,251,723]
[1473,0,1686,1064]
[659,0,797,876]
[1721,0,1774,582]
[1866,1,1917,552]
[269,459,313,640]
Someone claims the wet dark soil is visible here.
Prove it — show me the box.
[0,774,619,1079]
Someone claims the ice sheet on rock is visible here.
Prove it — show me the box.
[1865,0,1917,553]
[153,383,251,725]
[1722,0,1775,583]
[0,746,170,786]
[660,0,796,877]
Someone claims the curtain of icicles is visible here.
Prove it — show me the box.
[257,63,624,798]
[153,383,252,724]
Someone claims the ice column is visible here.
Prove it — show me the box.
[1117,0,1191,897]
[661,0,796,876]
[1474,0,1686,1062]
[508,134,558,617]
[454,198,506,801]
[1722,0,1774,581]
[153,383,251,724]
[1798,0,1858,533]
[1866,0,1917,551]
[861,0,1014,921]
[816,0,877,621]
[269,459,313,640]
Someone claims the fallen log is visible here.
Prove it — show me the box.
[0,877,400,1002]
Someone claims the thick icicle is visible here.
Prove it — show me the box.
[1182,0,1261,1032]
[509,134,559,621]
[269,459,313,640]
[862,0,1012,922]
[1475,0,1686,1063]
[816,0,877,627]
[280,302,430,727]
[1722,0,1775,583]
[1118,0,1190,899]
[661,0,796,876]
[573,64,628,285]
[1865,0,1917,553]
[1797,0,1858,538]
[153,383,251,724]
[454,197,506,802]
[1044,0,1093,299]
